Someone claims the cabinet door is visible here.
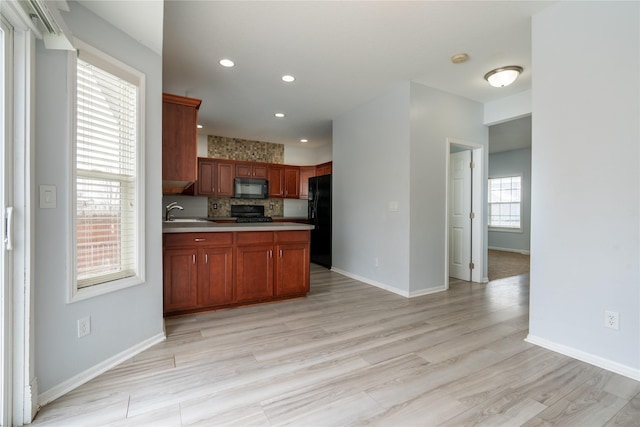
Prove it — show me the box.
[216,161,235,196]
[235,163,252,178]
[275,243,310,296]
[163,248,198,313]
[162,95,200,183]
[299,167,316,200]
[284,167,300,198]
[235,244,274,301]
[316,162,332,176]
[199,247,234,306]
[253,164,268,179]
[268,167,284,198]
[197,159,216,195]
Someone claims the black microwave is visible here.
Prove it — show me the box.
[233,178,269,199]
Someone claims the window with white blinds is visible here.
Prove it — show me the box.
[73,41,145,294]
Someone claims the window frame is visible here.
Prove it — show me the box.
[68,38,146,303]
[488,174,523,233]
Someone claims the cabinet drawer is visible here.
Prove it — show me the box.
[165,232,233,248]
[236,231,274,245]
[276,230,309,243]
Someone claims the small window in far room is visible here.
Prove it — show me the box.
[488,175,522,230]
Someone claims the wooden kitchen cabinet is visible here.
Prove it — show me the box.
[198,246,233,306]
[235,232,274,302]
[163,232,234,316]
[268,166,284,197]
[268,166,300,198]
[236,162,268,179]
[275,231,310,297]
[316,162,332,176]
[284,167,300,198]
[163,247,198,312]
[162,94,202,190]
[299,167,316,200]
[197,158,234,196]
[197,158,215,195]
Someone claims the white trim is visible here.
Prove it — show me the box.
[67,39,146,304]
[37,332,165,408]
[330,267,446,298]
[525,334,640,381]
[488,246,530,255]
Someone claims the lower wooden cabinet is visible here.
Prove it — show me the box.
[163,248,199,312]
[163,230,310,316]
[199,246,233,306]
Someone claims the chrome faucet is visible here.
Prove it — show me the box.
[165,202,184,221]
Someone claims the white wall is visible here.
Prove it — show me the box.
[34,2,164,397]
[409,83,488,292]
[488,148,531,253]
[333,83,412,293]
[332,82,487,295]
[529,1,639,378]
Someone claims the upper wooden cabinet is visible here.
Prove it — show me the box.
[299,167,316,200]
[268,166,284,198]
[316,162,332,176]
[162,93,202,191]
[197,158,234,196]
[236,162,268,179]
[283,167,300,199]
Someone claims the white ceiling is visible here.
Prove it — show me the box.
[77,0,551,149]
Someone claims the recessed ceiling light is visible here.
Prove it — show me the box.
[282,75,295,83]
[300,139,308,143]
[274,113,285,118]
[219,58,235,67]
[197,124,203,129]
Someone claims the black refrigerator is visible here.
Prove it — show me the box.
[308,174,332,268]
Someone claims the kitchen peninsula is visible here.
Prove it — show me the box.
[163,220,314,316]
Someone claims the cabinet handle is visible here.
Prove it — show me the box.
[193,254,196,264]
[194,238,206,242]
[269,249,272,258]
[280,249,283,257]
[205,253,208,264]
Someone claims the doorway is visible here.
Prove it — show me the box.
[445,138,484,285]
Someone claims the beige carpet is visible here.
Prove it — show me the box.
[488,249,530,281]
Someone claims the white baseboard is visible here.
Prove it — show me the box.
[489,246,530,255]
[38,332,166,407]
[526,334,640,381]
[330,267,446,298]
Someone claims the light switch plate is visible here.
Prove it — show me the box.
[39,185,57,209]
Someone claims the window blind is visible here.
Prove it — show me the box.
[76,56,138,288]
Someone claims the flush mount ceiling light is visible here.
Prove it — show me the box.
[282,75,295,83]
[197,124,203,129]
[484,66,523,88]
[274,112,285,118]
[300,139,308,143]
[219,58,235,67]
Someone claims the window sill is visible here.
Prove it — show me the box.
[489,227,523,234]
[68,275,145,303]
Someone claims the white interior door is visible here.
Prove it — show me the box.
[449,150,472,280]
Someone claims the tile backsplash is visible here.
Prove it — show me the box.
[207,135,284,163]
[208,197,283,218]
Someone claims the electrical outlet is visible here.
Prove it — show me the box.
[604,310,619,330]
[78,316,91,338]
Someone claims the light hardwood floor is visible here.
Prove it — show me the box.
[32,266,640,426]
